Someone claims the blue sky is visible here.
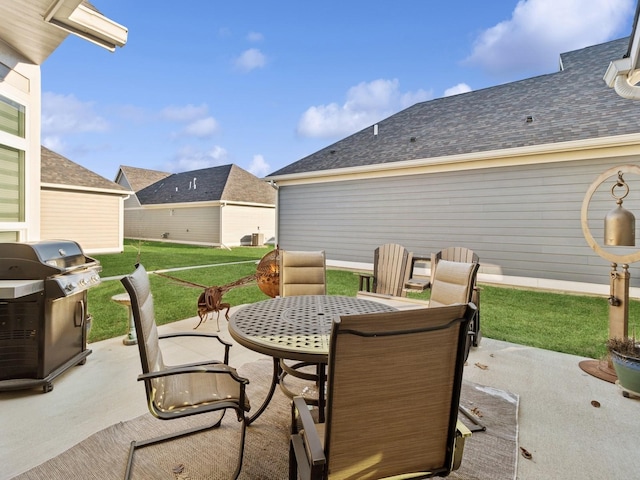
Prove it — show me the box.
[41,0,636,181]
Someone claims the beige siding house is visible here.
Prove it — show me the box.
[40,147,131,254]
[116,164,276,247]
[266,37,640,297]
[0,1,126,243]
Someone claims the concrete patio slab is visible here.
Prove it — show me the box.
[1,304,639,479]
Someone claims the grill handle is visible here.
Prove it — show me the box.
[75,300,85,328]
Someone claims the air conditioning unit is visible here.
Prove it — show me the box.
[251,233,264,246]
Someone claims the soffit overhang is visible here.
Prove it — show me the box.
[0,0,127,65]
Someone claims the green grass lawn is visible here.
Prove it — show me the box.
[87,239,640,360]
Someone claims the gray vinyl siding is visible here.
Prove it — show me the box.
[125,205,220,245]
[41,189,121,252]
[277,156,640,287]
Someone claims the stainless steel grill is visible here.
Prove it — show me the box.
[0,240,101,393]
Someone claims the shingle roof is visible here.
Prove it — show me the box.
[119,165,171,191]
[269,37,638,177]
[41,146,128,192]
[134,164,276,205]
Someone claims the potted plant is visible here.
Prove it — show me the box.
[606,335,640,398]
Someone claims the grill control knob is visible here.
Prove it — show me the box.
[65,282,77,292]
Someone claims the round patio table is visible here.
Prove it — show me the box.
[228,295,396,423]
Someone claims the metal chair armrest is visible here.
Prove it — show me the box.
[138,363,249,385]
[291,396,326,467]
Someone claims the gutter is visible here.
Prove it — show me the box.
[44,0,128,51]
[266,132,640,185]
[604,57,640,100]
[40,182,133,196]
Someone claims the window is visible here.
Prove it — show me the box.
[0,94,25,137]
[0,145,24,222]
[0,230,18,241]
[0,94,26,225]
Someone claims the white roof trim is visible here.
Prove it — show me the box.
[267,133,640,185]
[45,0,128,51]
[41,182,133,196]
[129,199,276,209]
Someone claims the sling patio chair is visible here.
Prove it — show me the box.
[279,249,327,297]
[289,303,476,480]
[431,248,481,347]
[120,264,250,480]
[358,243,413,297]
[278,250,328,413]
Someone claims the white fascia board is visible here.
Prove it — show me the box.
[267,133,640,186]
[137,200,275,209]
[46,1,128,51]
[138,201,222,209]
[219,201,276,208]
[41,182,133,196]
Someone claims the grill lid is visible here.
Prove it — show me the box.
[0,240,98,280]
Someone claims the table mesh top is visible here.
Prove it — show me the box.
[230,295,396,355]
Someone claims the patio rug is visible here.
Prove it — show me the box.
[14,358,518,480]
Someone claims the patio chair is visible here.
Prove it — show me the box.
[278,250,327,413]
[279,250,327,297]
[430,259,480,359]
[120,264,250,480]
[289,303,476,480]
[358,243,413,297]
[432,248,482,347]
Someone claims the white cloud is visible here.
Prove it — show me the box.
[182,117,219,138]
[41,92,109,136]
[297,79,432,138]
[234,48,267,72]
[248,154,270,177]
[41,135,66,153]
[464,0,634,77]
[165,145,228,172]
[160,104,209,122]
[247,31,264,42]
[444,83,472,97]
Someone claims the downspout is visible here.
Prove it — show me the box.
[219,201,231,250]
[604,57,640,100]
[270,180,279,247]
[613,71,640,100]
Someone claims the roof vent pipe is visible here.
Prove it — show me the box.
[373,124,378,136]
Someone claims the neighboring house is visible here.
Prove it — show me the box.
[40,147,131,254]
[0,1,127,243]
[266,37,640,296]
[116,164,276,247]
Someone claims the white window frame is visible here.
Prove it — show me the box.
[0,91,29,241]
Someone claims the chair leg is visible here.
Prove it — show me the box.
[124,410,247,480]
[472,311,481,347]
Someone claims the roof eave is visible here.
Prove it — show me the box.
[45,1,128,51]
[266,133,640,185]
[41,182,133,196]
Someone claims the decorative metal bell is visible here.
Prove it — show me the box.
[604,172,636,246]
